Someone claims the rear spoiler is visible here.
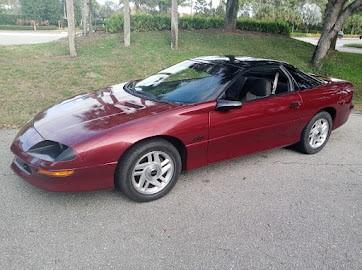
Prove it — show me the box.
[308,73,347,83]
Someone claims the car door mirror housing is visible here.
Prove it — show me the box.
[216,99,242,111]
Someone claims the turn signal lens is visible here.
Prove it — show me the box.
[37,168,74,177]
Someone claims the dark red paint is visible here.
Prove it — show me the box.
[10,67,354,192]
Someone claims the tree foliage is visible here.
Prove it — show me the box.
[105,13,290,35]
[99,0,119,19]
[194,0,210,14]
[20,0,62,24]
[299,2,322,30]
[130,0,187,13]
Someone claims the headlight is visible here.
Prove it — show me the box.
[27,140,75,162]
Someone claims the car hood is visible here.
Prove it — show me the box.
[33,83,177,146]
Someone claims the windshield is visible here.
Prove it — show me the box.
[128,60,238,104]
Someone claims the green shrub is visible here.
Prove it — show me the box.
[105,14,291,35]
[0,25,58,30]
[237,19,290,35]
[179,16,224,30]
[104,13,124,33]
[132,14,170,31]
[0,14,23,25]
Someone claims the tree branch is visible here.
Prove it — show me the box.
[322,0,345,32]
[330,0,362,35]
[346,0,362,12]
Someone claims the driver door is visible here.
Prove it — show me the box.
[208,65,304,163]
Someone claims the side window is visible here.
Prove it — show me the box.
[223,66,290,102]
[223,65,290,103]
[273,71,290,95]
[286,67,321,90]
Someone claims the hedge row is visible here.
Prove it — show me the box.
[105,14,291,35]
[236,20,290,35]
[0,14,23,25]
[0,25,58,31]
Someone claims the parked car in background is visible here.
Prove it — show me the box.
[11,56,354,202]
[337,30,344,38]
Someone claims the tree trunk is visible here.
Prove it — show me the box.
[88,0,93,34]
[81,0,90,36]
[123,0,130,47]
[312,0,362,66]
[330,33,338,50]
[171,0,178,49]
[225,0,239,31]
[66,0,77,57]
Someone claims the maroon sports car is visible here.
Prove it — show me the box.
[11,56,354,201]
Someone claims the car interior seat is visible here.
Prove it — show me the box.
[243,77,272,102]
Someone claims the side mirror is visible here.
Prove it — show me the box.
[216,99,242,111]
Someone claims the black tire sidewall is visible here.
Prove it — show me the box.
[301,111,332,154]
[116,139,182,202]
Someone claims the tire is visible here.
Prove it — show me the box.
[296,111,333,154]
[115,139,182,202]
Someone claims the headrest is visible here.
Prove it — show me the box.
[243,77,272,97]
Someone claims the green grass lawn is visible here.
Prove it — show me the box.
[0,30,361,127]
[344,43,362,49]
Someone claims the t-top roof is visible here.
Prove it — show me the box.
[191,56,288,69]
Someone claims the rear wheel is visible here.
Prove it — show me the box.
[297,111,332,154]
[115,139,182,202]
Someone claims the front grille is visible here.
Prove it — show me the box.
[14,157,32,175]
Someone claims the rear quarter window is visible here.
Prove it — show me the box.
[286,67,323,90]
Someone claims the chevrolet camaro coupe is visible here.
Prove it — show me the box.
[11,56,354,202]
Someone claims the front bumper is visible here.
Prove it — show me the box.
[11,156,116,192]
[10,123,117,192]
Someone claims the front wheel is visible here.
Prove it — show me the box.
[297,111,332,154]
[115,139,182,202]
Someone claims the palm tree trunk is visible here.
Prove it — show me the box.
[171,0,178,49]
[123,0,130,47]
[225,0,238,31]
[82,0,89,36]
[66,0,77,57]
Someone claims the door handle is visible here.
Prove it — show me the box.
[289,101,301,109]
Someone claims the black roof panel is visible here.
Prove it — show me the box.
[191,56,288,69]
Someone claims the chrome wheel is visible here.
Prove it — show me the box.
[308,118,329,149]
[131,151,175,195]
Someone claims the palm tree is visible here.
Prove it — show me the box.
[65,0,77,57]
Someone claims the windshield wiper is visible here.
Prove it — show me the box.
[124,80,137,91]
[124,80,178,105]
[124,80,160,102]
[134,89,158,101]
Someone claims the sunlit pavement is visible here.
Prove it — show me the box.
[0,31,68,45]
[293,37,362,54]
[0,113,361,269]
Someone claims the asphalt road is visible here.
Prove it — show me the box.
[293,37,362,54]
[0,31,67,45]
[0,113,361,270]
